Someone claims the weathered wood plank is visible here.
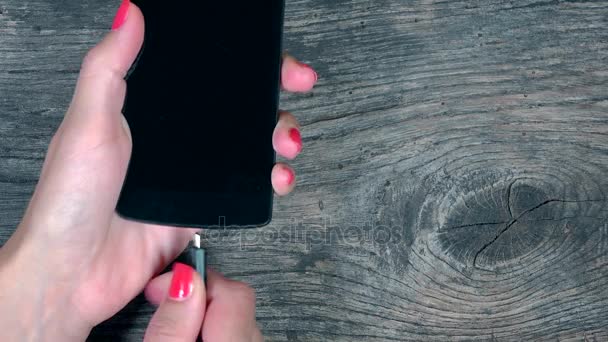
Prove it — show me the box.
[1,0,607,341]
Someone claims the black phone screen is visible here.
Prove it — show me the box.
[117,0,285,227]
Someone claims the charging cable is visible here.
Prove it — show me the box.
[175,232,207,283]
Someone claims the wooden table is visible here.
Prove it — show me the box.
[1,0,607,340]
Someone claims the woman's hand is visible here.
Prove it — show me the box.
[143,265,262,342]
[0,1,316,340]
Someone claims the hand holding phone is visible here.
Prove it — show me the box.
[116,0,317,228]
[0,4,317,340]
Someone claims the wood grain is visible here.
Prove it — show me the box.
[1,0,608,341]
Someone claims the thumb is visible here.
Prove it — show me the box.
[25,1,144,232]
[145,263,207,342]
[65,0,144,140]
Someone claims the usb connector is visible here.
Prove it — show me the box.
[175,232,207,283]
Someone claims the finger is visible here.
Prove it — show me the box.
[202,270,260,342]
[57,0,144,155]
[281,54,317,93]
[147,269,262,341]
[25,1,144,233]
[144,263,206,342]
[273,111,302,160]
[252,327,265,342]
[107,218,198,304]
[145,272,173,306]
[271,163,296,196]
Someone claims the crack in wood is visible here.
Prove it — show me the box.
[472,198,607,269]
[441,221,507,231]
[506,179,516,219]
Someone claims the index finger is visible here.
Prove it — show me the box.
[202,269,261,341]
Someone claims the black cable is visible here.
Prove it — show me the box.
[175,232,207,284]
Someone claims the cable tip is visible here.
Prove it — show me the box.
[192,233,201,248]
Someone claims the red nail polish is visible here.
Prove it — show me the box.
[298,62,318,82]
[289,128,303,153]
[111,0,130,30]
[169,263,194,300]
[285,166,296,186]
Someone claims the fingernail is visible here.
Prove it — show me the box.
[298,62,318,82]
[169,263,194,301]
[289,128,303,153]
[285,166,296,186]
[111,0,130,30]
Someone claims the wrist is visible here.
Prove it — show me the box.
[0,233,93,341]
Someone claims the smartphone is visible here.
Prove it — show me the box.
[116,0,285,228]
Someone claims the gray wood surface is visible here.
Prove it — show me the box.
[1,0,608,341]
